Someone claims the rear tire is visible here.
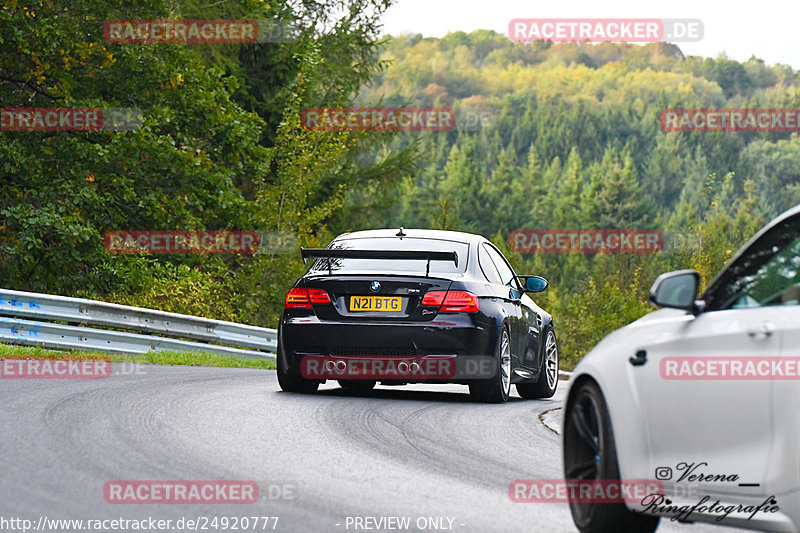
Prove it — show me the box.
[516,327,559,399]
[563,380,659,533]
[276,344,320,394]
[338,380,377,391]
[469,327,511,403]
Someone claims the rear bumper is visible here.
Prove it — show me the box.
[278,313,496,382]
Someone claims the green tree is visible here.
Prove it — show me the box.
[440,140,484,232]
[581,148,653,229]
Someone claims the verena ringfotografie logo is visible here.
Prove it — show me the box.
[104,481,258,504]
[508,19,703,43]
[661,108,800,132]
[1,358,111,379]
[635,493,779,523]
[661,357,800,380]
[509,229,663,253]
[104,231,260,255]
[300,107,455,132]
[509,479,664,503]
[104,20,287,44]
[1,108,140,132]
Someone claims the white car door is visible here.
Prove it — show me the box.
[637,224,800,500]
[769,304,800,500]
[635,306,778,499]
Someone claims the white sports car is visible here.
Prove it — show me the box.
[563,205,800,533]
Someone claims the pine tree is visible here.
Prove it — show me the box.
[581,148,654,229]
[552,147,584,228]
[441,140,485,231]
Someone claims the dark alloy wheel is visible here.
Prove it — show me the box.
[469,327,512,403]
[517,327,559,399]
[276,345,320,394]
[563,380,659,533]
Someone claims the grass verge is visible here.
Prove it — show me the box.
[0,344,276,370]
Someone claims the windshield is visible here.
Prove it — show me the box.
[710,217,800,310]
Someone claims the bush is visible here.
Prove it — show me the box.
[101,261,243,323]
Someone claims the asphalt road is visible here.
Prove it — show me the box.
[0,364,747,533]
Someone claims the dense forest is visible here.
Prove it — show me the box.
[354,32,799,366]
[1,0,414,326]
[3,2,799,367]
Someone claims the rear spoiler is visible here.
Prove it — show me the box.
[300,248,458,276]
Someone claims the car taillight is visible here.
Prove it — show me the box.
[421,291,446,306]
[308,288,330,304]
[285,288,311,308]
[442,290,479,312]
[421,290,478,313]
[285,288,330,309]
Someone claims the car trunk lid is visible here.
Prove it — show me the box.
[302,275,453,322]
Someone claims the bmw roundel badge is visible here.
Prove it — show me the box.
[370,281,381,292]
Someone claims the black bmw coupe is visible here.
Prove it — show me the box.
[276,228,559,403]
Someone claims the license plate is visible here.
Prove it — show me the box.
[349,296,402,312]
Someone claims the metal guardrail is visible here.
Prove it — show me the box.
[0,288,276,358]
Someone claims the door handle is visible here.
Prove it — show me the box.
[629,350,647,366]
[748,322,776,340]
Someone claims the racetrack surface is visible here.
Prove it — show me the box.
[0,364,747,533]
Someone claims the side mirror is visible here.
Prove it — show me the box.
[649,270,701,311]
[520,275,548,293]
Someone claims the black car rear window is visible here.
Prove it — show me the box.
[310,237,469,275]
